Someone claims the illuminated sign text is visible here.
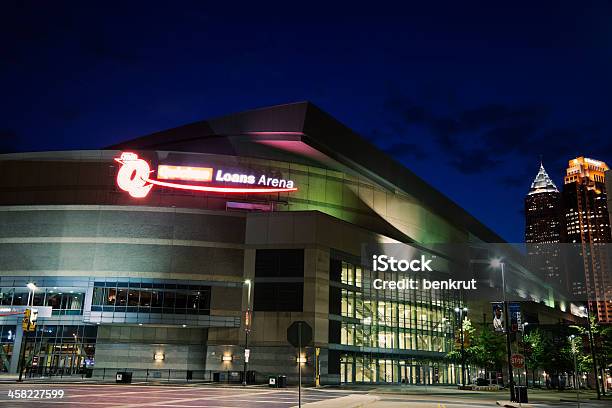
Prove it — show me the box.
[115,152,297,198]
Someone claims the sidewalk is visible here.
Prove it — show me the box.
[295,395,379,408]
[0,373,223,386]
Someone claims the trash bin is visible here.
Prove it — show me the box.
[277,375,287,388]
[85,368,93,378]
[514,386,528,403]
[268,376,277,387]
[213,372,220,382]
[186,370,193,381]
[246,370,256,384]
[116,372,132,384]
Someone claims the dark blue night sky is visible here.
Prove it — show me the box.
[3,2,612,242]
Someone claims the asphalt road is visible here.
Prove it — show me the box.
[0,383,353,408]
[0,383,609,408]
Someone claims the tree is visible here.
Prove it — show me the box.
[524,328,545,386]
[571,316,612,394]
[446,319,505,383]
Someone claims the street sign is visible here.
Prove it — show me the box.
[245,348,250,363]
[511,354,525,369]
[244,309,252,332]
[287,321,312,348]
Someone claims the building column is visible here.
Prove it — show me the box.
[9,321,24,374]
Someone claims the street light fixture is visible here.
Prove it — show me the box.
[490,258,515,402]
[18,282,38,382]
[569,335,580,408]
[26,282,37,306]
[455,306,468,386]
[243,278,253,386]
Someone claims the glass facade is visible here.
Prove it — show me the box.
[91,282,211,315]
[0,277,215,375]
[0,325,16,373]
[332,259,461,384]
[0,285,84,316]
[28,324,97,376]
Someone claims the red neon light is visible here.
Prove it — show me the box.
[115,152,297,197]
[146,178,297,193]
[0,311,25,317]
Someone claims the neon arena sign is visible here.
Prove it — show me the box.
[115,152,297,198]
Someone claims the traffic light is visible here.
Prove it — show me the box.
[22,308,37,331]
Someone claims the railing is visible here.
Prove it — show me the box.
[25,367,254,384]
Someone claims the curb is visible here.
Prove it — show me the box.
[496,400,533,408]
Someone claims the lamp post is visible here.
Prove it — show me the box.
[521,322,528,388]
[454,306,468,386]
[569,335,581,408]
[579,305,600,399]
[491,259,515,402]
[18,283,37,382]
[242,279,252,386]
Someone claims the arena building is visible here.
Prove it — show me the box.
[0,102,574,385]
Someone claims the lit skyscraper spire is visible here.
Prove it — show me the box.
[528,162,558,195]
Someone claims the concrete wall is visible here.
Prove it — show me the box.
[94,325,208,371]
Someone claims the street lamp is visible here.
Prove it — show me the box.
[454,306,468,386]
[242,279,252,386]
[490,258,515,402]
[26,282,37,306]
[579,305,601,399]
[569,335,580,408]
[18,283,38,382]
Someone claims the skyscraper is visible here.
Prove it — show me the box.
[525,162,565,290]
[525,163,564,244]
[562,157,611,323]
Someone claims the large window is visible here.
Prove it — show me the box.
[253,282,303,312]
[0,325,16,373]
[255,249,304,278]
[29,324,97,376]
[0,286,84,315]
[340,261,362,287]
[253,249,304,312]
[341,353,457,384]
[331,255,458,354]
[91,282,210,315]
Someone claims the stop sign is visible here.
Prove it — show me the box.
[287,321,313,348]
[511,354,525,369]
